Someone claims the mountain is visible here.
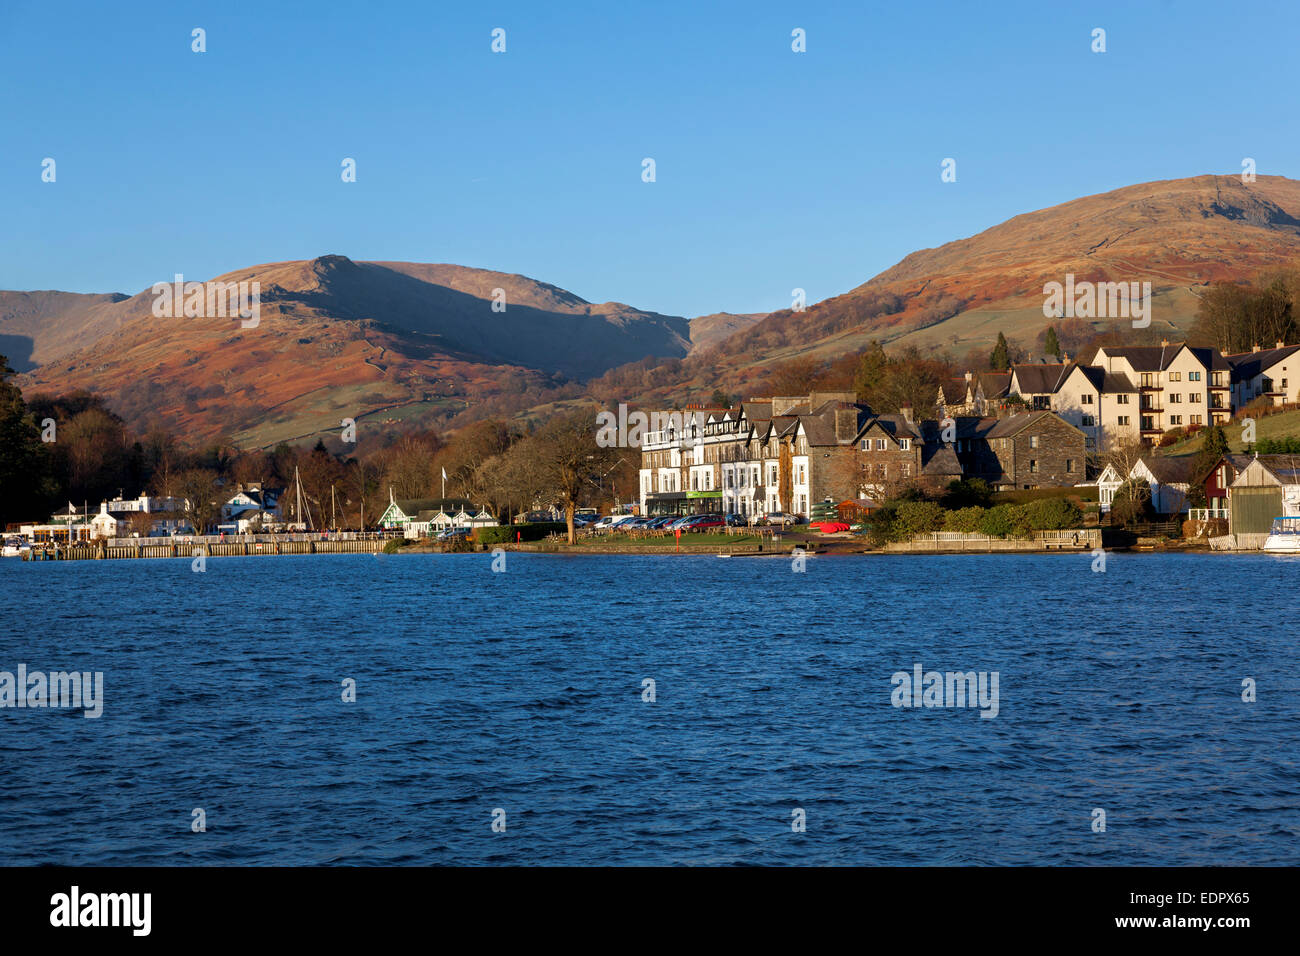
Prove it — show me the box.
[704,174,1300,376]
[15,175,1300,445]
[687,312,769,353]
[12,256,695,445]
[0,290,130,372]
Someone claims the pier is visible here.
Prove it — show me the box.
[21,533,390,561]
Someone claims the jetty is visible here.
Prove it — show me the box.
[22,532,389,561]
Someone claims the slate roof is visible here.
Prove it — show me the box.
[1011,363,1072,394]
[983,410,1074,439]
[1139,456,1196,485]
[979,373,1011,399]
[864,413,924,441]
[1225,345,1300,381]
[939,377,970,402]
[1250,454,1300,484]
[920,443,963,476]
[1102,371,1136,392]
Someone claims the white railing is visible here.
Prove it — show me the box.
[1188,508,1228,521]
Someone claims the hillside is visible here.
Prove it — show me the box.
[0,290,131,371]
[13,256,696,446]
[705,174,1300,378]
[687,312,768,353]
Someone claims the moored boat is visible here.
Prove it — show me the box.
[1262,516,1300,554]
[2,537,30,558]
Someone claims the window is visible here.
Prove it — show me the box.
[1082,394,1094,404]
[1189,371,1201,381]
[1066,459,1076,474]
[1191,414,1202,425]
[1170,393,1182,403]
[1082,414,1095,427]
[860,439,869,450]
[1116,394,1129,404]
[1118,415,1130,426]
[899,439,911,451]
[1170,371,1181,382]
[1029,435,1039,448]
[875,439,886,451]
[1029,460,1039,473]
[1170,415,1182,425]
[1141,373,1152,387]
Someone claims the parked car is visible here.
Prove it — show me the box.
[688,515,725,530]
[724,513,746,527]
[436,526,472,540]
[762,512,798,527]
[647,516,677,529]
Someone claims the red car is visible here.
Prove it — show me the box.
[686,515,725,530]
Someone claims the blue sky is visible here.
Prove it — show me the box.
[3,0,1298,317]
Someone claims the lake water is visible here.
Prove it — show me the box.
[1,551,1297,865]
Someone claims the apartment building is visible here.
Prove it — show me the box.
[995,341,1238,449]
[1092,343,1232,440]
[1225,342,1300,408]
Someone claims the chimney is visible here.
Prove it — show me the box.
[834,407,858,440]
[1061,351,1069,364]
[1160,339,1169,348]
[1277,340,1286,350]
[1252,343,1261,353]
[964,370,972,382]
[901,403,914,424]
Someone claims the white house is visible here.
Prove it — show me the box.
[1098,457,1195,515]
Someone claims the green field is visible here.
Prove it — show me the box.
[1159,408,1300,455]
[571,532,765,547]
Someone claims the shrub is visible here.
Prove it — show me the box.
[942,478,992,509]
[1256,435,1300,453]
[942,506,985,532]
[979,504,1030,538]
[1022,498,1083,531]
[892,500,945,538]
[382,538,406,553]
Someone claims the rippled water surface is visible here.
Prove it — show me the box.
[1,551,1297,865]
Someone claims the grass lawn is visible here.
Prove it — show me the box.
[1158,408,1300,455]
[572,532,765,547]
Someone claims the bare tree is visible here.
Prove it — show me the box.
[530,411,618,543]
[174,469,221,535]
